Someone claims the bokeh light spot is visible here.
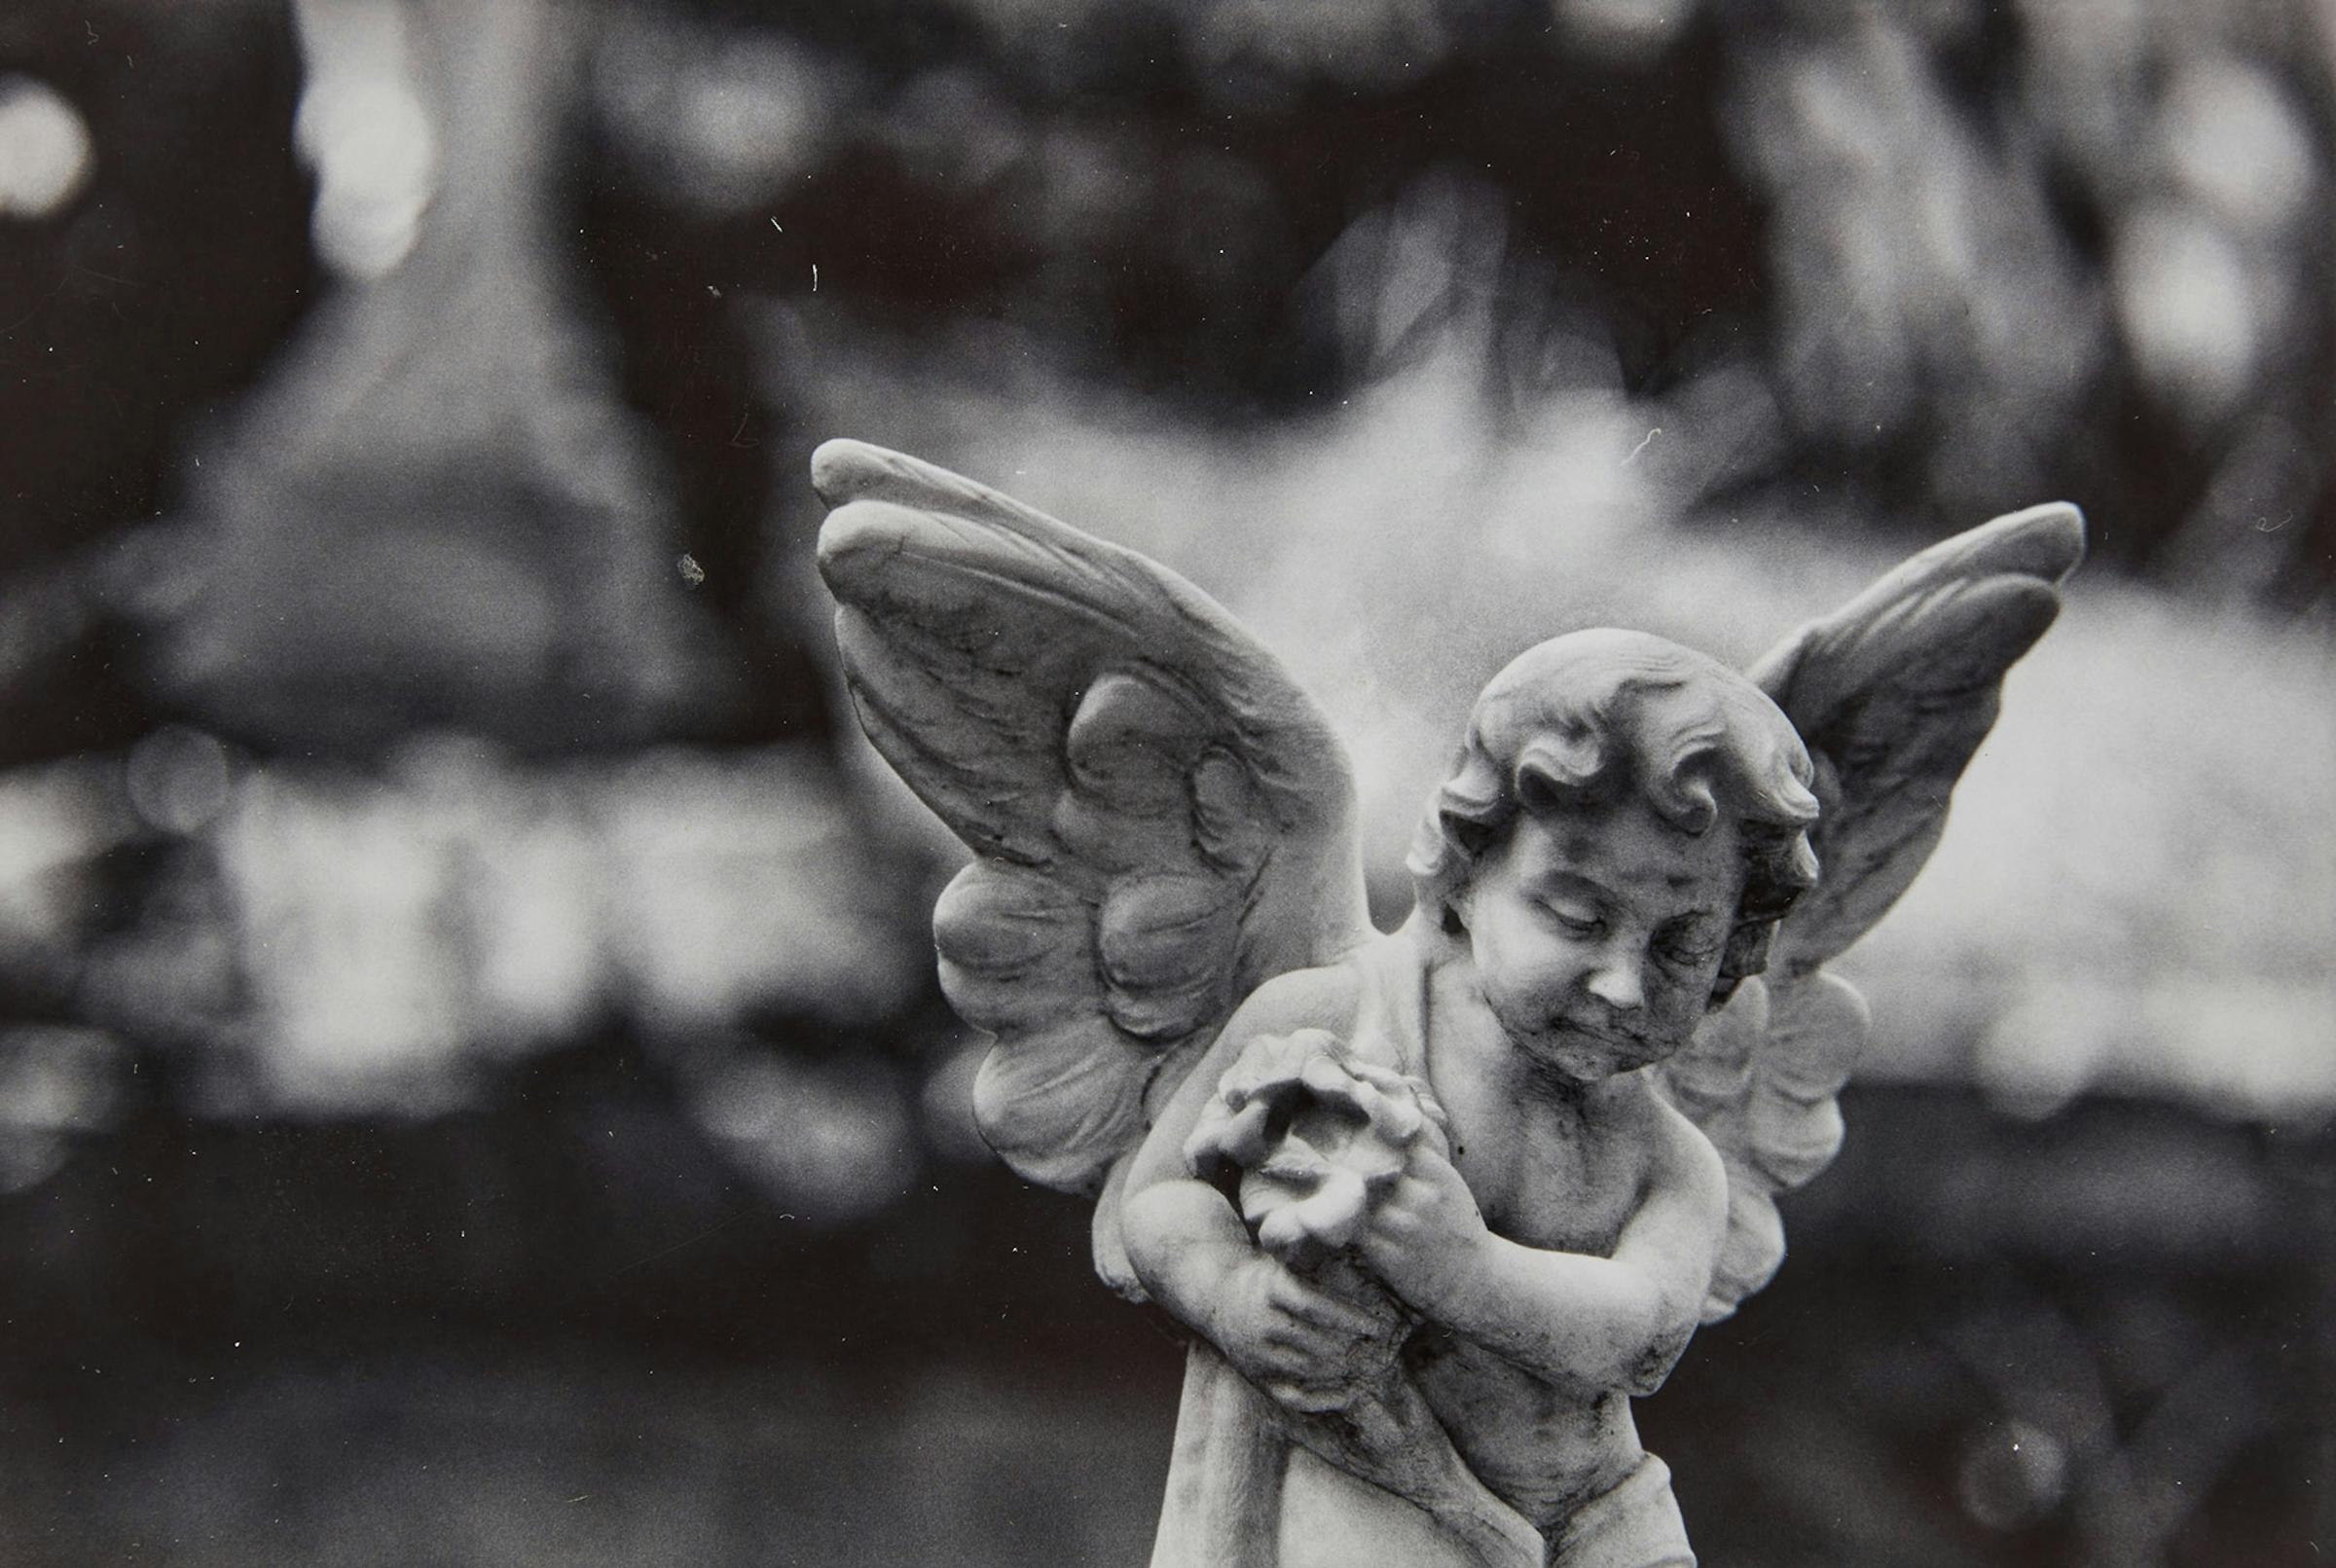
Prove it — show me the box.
[0,75,94,220]
[1957,1419,2069,1531]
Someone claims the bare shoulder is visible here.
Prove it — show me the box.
[1221,957,1366,1041]
[1123,957,1368,1193]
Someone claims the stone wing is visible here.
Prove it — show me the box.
[814,440,1375,1295]
[1661,502,2086,1320]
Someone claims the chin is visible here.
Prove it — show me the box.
[1504,1025,1622,1081]
[1545,1022,1671,1079]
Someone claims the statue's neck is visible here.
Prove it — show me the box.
[1418,933,1603,1113]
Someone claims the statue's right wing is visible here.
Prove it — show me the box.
[1661,502,2086,1321]
[814,441,1376,1296]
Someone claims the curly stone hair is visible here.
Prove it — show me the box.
[1406,630,1823,1003]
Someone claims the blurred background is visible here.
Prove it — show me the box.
[0,0,2330,1563]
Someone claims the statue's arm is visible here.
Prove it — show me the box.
[1365,1098,1728,1399]
[1119,1016,1266,1336]
[1122,966,1387,1407]
[1122,965,1359,1321]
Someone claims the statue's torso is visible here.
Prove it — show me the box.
[1333,930,1664,1533]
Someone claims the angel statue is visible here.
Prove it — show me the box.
[811,439,2083,1568]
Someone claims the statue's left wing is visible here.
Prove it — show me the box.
[1659,502,2086,1321]
[814,441,1375,1296]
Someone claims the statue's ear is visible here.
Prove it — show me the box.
[1715,918,1776,996]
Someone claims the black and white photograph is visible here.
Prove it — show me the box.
[1,1,2330,1563]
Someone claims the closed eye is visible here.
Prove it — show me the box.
[1540,901,1603,936]
[1653,920,1721,967]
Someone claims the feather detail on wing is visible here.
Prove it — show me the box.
[1662,502,2085,1321]
[813,440,1375,1297]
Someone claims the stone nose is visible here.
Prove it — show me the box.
[1584,953,1646,1013]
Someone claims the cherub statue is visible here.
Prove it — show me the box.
[812,440,2083,1568]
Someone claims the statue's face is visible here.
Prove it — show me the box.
[1461,800,1744,1081]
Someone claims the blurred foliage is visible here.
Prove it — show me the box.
[0,0,2331,1562]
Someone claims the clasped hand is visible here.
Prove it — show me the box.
[1209,1254,1402,1413]
[1355,1141,1493,1319]
[1211,1147,1492,1410]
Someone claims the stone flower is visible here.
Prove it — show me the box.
[1184,1027,1451,1275]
